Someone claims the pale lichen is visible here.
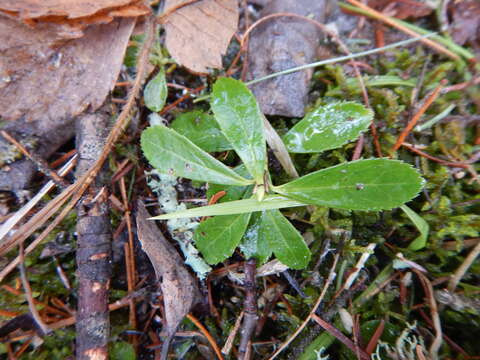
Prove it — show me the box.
[146,170,211,279]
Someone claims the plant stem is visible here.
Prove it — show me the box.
[238,258,258,359]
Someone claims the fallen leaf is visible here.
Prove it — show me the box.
[162,0,239,73]
[0,15,135,190]
[0,0,149,38]
[367,0,433,19]
[449,0,480,45]
[135,200,199,356]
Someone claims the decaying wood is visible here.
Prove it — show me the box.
[136,200,199,360]
[75,110,112,360]
[162,0,239,73]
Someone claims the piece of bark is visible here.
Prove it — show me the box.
[136,200,199,360]
[0,16,135,191]
[246,0,337,117]
[162,0,239,73]
[75,110,112,360]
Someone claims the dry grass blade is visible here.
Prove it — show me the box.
[415,271,442,359]
[262,114,299,179]
[0,154,76,243]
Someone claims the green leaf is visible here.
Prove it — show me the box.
[240,212,272,264]
[262,210,311,269]
[195,213,251,264]
[171,110,233,152]
[274,159,424,211]
[150,195,305,220]
[141,126,252,186]
[401,205,429,251]
[211,77,267,184]
[207,164,253,203]
[144,70,168,112]
[283,102,373,153]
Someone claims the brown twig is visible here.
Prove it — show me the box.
[238,258,259,360]
[186,314,224,360]
[401,143,469,168]
[48,288,146,331]
[18,244,50,336]
[392,81,446,151]
[160,85,205,115]
[311,314,369,360]
[365,319,385,355]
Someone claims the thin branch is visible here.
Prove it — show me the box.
[238,258,258,360]
[447,240,480,292]
[311,314,369,360]
[18,244,50,335]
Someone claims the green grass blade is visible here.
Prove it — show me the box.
[150,196,305,220]
[401,205,429,250]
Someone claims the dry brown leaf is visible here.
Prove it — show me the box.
[135,201,198,357]
[0,15,135,190]
[0,0,149,38]
[0,16,135,124]
[449,0,480,45]
[367,0,433,19]
[162,0,239,73]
